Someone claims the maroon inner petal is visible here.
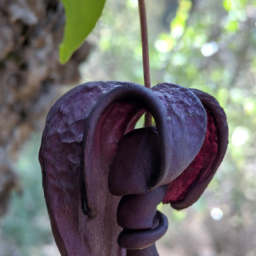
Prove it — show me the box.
[163,109,218,204]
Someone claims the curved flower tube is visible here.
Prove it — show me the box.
[39,81,228,256]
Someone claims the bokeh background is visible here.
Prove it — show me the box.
[0,0,256,255]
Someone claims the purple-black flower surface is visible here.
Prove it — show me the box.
[39,81,228,256]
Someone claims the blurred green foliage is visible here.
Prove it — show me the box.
[1,134,53,255]
[1,0,256,255]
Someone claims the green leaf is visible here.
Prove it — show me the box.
[59,0,106,64]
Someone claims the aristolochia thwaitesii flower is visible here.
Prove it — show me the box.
[39,81,228,256]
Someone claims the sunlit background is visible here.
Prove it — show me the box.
[1,0,256,255]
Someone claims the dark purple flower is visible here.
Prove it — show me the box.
[39,81,228,256]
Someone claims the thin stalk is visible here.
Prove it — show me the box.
[138,0,152,127]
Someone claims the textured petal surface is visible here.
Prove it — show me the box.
[40,81,141,256]
[163,89,229,209]
[151,83,207,183]
[40,81,177,255]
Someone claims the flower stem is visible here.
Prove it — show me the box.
[138,0,152,127]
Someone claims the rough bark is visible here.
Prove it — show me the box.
[0,0,91,216]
